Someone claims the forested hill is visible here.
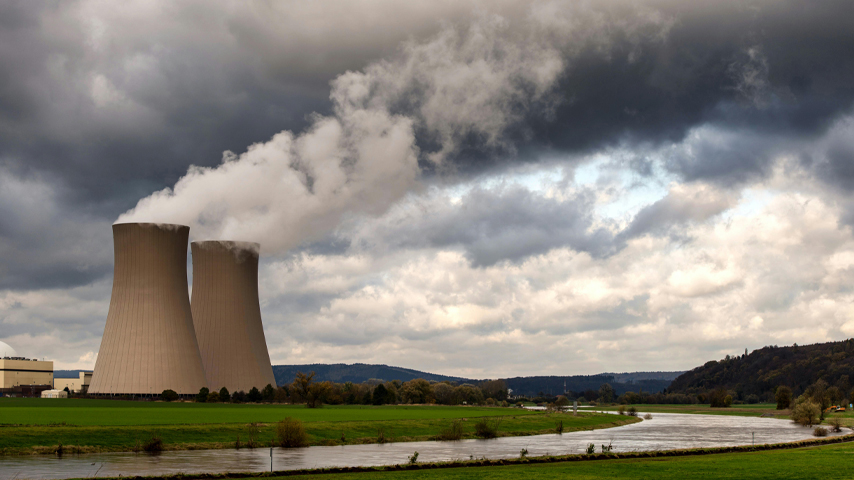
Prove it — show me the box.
[668,339,854,398]
[272,363,471,386]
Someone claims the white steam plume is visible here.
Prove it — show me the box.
[118,3,671,252]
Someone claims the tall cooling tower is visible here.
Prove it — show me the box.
[89,223,208,395]
[191,241,276,392]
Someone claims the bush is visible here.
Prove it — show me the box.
[746,394,760,404]
[474,418,501,439]
[436,420,463,440]
[555,420,564,434]
[219,387,230,403]
[207,391,220,403]
[627,406,638,416]
[142,433,163,453]
[232,390,247,403]
[830,417,844,433]
[792,397,821,426]
[276,417,308,448]
[161,389,179,402]
[195,387,210,403]
[617,405,625,415]
[245,423,261,448]
[813,426,828,437]
[644,413,653,420]
[709,388,731,408]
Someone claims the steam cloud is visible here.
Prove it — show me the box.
[118,4,670,252]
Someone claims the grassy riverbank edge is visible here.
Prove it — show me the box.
[82,433,854,480]
[0,414,640,456]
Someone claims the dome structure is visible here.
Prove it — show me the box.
[0,341,17,358]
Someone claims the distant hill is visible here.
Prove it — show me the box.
[668,339,854,398]
[54,370,89,378]
[503,374,679,397]
[272,363,681,396]
[272,363,471,386]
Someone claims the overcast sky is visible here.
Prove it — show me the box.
[2,0,854,378]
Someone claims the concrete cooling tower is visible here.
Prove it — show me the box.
[89,223,208,395]
[191,241,276,392]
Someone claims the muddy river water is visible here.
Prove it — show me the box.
[0,412,842,479]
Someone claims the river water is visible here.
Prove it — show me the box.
[0,413,842,479]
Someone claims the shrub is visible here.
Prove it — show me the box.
[232,390,247,403]
[792,397,821,426]
[746,394,760,404]
[219,387,230,403]
[617,405,625,415]
[644,413,653,420]
[437,420,463,441]
[586,443,595,454]
[207,391,219,403]
[830,417,844,433]
[195,387,210,403]
[245,423,261,448]
[161,389,179,402]
[247,386,262,403]
[276,417,308,448]
[377,427,388,443]
[709,388,730,408]
[408,451,419,464]
[627,406,638,416]
[474,418,501,439]
[813,426,828,437]
[142,433,163,453]
[555,420,564,434]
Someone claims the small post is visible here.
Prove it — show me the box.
[573,400,578,416]
[270,446,273,472]
[752,432,754,446]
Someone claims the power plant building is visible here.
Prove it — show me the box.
[88,223,208,395]
[191,241,276,392]
[0,358,54,397]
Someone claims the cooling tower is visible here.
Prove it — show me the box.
[191,241,276,392]
[89,223,208,395]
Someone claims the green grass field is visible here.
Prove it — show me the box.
[0,398,533,426]
[0,399,637,455]
[278,441,854,480]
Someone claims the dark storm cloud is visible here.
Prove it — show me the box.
[2,0,854,292]
[356,186,616,267]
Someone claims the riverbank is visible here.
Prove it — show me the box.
[0,399,638,455]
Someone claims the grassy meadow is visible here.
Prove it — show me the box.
[0,398,638,455]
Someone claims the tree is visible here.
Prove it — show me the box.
[433,383,455,405]
[63,386,70,394]
[262,384,276,402]
[598,383,615,404]
[792,395,821,426]
[709,387,730,408]
[479,379,509,402]
[775,386,792,410]
[292,371,316,404]
[306,381,332,408]
[219,387,230,403]
[400,379,433,404]
[161,389,179,402]
[373,384,390,405]
[207,391,220,403]
[247,386,262,402]
[196,387,210,403]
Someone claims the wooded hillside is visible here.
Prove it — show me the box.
[668,339,854,400]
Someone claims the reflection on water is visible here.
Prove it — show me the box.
[0,413,842,480]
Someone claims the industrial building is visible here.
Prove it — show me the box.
[191,241,276,392]
[0,357,54,397]
[54,371,92,394]
[88,223,208,396]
